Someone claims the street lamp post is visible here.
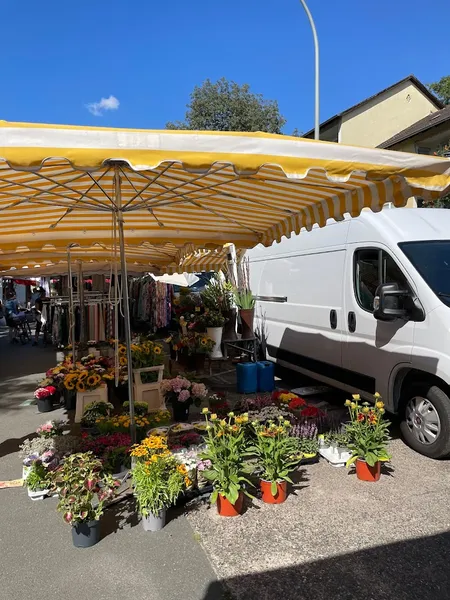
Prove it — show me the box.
[298,0,320,140]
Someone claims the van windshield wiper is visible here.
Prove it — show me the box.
[437,292,450,299]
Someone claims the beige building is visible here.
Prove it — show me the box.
[304,75,443,148]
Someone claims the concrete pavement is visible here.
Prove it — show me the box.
[0,328,224,600]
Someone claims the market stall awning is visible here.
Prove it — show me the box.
[0,261,160,278]
[1,121,450,253]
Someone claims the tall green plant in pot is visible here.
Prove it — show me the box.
[200,409,252,517]
[345,394,391,482]
[247,417,302,504]
[201,274,237,341]
[234,289,256,340]
[199,311,226,359]
[49,452,119,548]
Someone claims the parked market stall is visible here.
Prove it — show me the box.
[1,120,449,445]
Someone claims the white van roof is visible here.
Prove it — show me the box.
[350,208,450,244]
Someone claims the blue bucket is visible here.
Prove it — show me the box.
[257,361,275,393]
[236,362,258,394]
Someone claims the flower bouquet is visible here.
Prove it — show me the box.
[161,377,208,423]
[36,419,65,439]
[34,385,58,413]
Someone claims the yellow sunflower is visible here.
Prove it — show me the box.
[76,381,86,393]
[64,380,75,391]
[119,345,127,355]
[78,371,88,381]
[153,346,162,355]
[200,338,208,347]
[86,374,99,387]
[119,357,127,366]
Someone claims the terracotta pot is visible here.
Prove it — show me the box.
[260,480,287,504]
[217,492,244,517]
[239,308,255,339]
[356,459,381,482]
[222,309,237,341]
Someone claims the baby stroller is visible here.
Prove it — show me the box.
[7,312,32,345]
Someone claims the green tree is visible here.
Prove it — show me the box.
[428,75,450,105]
[166,78,286,133]
[421,141,450,208]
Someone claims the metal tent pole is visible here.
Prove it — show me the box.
[67,246,76,362]
[78,261,85,346]
[114,165,136,444]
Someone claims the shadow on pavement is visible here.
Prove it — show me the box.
[202,531,450,600]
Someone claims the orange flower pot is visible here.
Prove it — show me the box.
[260,480,287,504]
[217,492,244,517]
[356,459,381,482]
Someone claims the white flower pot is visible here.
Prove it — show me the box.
[27,487,49,501]
[207,327,223,359]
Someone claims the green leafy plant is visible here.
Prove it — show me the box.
[345,394,391,468]
[49,452,119,525]
[80,401,113,428]
[123,401,149,416]
[25,461,49,491]
[234,289,255,310]
[201,275,234,312]
[298,437,319,456]
[131,454,191,516]
[198,310,226,328]
[200,410,253,505]
[247,418,302,495]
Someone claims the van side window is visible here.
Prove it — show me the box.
[354,249,409,312]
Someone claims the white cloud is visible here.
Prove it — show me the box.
[86,95,120,116]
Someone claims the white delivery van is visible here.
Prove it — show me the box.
[248,207,450,459]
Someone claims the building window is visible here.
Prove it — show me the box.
[417,146,431,155]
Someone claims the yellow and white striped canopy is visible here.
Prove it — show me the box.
[1,120,450,252]
[0,261,157,278]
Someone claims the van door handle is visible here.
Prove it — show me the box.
[348,311,356,333]
[330,309,337,330]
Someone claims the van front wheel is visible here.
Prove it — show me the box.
[400,383,450,459]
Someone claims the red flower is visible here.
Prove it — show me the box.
[357,413,365,422]
[288,397,307,410]
[301,406,325,418]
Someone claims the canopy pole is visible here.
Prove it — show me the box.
[67,246,76,363]
[78,261,85,346]
[298,0,320,140]
[114,164,136,445]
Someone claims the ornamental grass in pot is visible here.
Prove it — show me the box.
[345,394,391,482]
[247,417,302,504]
[200,409,252,517]
[49,452,120,548]
[130,435,192,531]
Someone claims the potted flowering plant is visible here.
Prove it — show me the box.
[36,419,65,438]
[131,452,191,532]
[34,385,58,413]
[123,401,149,417]
[80,401,114,429]
[49,452,120,548]
[198,311,226,359]
[345,394,391,482]
[161,377,207,422]
[200,409,252,517]
[247,417,302,504]
[24,459,51,500]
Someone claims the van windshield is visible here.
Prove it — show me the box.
[399,240,450,307]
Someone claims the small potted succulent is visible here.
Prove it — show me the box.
[34,385,58,413]
[248,417,302,504]
[49,452,120,548]
[345,394,391,482]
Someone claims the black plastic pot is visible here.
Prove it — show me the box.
[37,397,54,413]
[63,389,76,411]
[71,520,100,548]
[172,400,190,423]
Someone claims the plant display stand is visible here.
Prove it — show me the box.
[133,365,165,411]
[319,445,352,467]
[75,384,108,423]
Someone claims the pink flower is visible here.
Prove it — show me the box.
[178,389,191,403]
[191,382,207,398]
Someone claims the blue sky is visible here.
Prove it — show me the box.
[1,0,449,133]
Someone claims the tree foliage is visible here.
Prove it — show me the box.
[166,78,286,133]
[421,141,450,208]
[428,75,450,106]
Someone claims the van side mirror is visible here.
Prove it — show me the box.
[373,282,409,321]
